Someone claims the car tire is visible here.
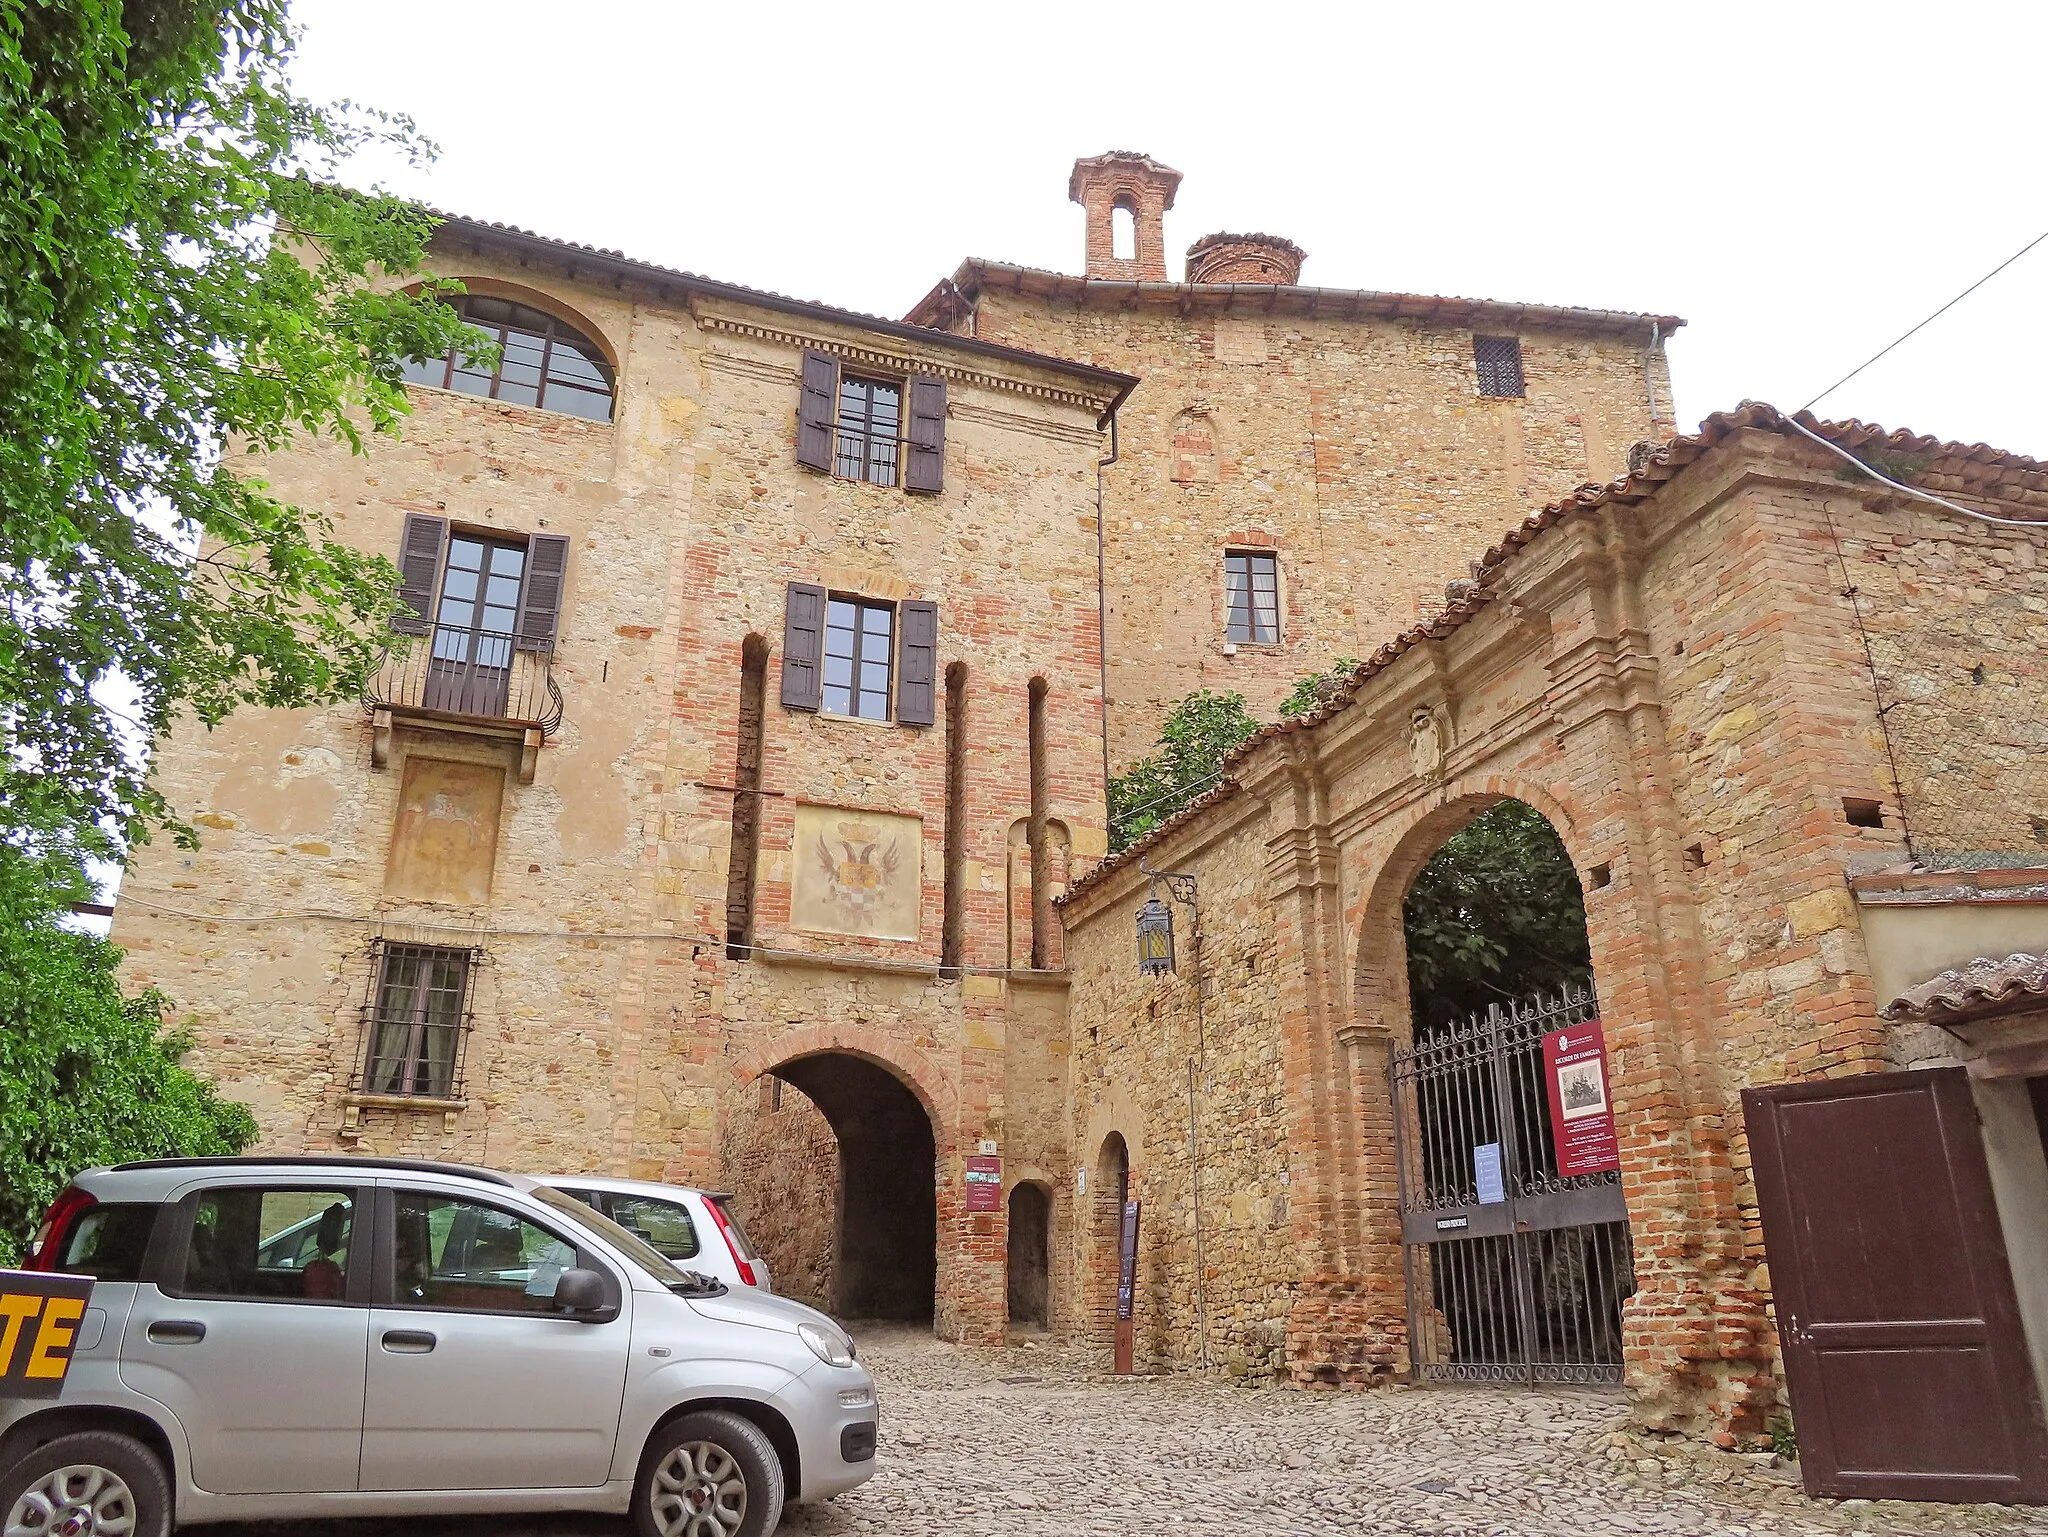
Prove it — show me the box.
[634,1409,785,1537]
[1,1428,171,1537]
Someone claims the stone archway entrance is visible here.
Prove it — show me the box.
[727,1051,938,1322]
[1006,1181,1051,1330]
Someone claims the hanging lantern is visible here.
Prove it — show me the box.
[1136,895,1175,975]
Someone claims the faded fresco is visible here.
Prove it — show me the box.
[791,804,922,941]
[385,757,507,904]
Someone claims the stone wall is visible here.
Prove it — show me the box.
[720,1075,837,1310]
[949,287,1671,767]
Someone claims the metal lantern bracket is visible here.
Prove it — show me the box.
[1137,859,1211,1371]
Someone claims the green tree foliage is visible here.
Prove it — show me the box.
[1402,799,1593,1032]
[1107,690,1260,852]
[1279,657,1361,718]
[0,845,256,1262]
[1,0,476,854]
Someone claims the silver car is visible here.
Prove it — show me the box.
[1,1156,876,1537]
[533,1176,773,1295]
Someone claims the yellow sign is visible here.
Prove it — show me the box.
[0,1271,94,1400]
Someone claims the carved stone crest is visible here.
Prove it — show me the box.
[1409,707,1447,781]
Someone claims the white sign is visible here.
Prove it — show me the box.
[978,1139,998,1156]
[1076,1167,1088,1195]
[1473,1143,1506,1206]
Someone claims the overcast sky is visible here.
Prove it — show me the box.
[291,0,2047,459]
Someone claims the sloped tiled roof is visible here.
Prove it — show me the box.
[1064,403,2048,900]
[1881,954,2048,1024]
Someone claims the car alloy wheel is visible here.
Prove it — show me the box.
[648,1441,747,1537]
[5,1463,138,1537]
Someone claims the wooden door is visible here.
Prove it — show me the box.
[1744,1067,2048,1502]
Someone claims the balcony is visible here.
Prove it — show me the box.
[363,622,564,783]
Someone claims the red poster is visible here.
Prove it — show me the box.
[964,1154,1002,1212]
[1543,1019,1620,1176]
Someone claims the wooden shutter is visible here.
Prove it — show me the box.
[514,533,571,652]
[780,582,826,711]
[904,376,946,494]
[392,513,447,635]
[796,349,838,472]
[895,600,938,726]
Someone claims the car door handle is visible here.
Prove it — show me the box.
[381,1328,437,1354]
[147,1320,206,1344]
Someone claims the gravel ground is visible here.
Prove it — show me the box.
[224,1323,2048,1537]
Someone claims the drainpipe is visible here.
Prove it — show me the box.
[1095,410,1120,818]
[1645,322,1662,429]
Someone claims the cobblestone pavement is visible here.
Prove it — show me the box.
[228,1324,2048,1537]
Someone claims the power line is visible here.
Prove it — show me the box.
[1801,225,2048,413]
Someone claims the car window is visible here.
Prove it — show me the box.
[56,1204,155,1281]
[603,1194,700,1260]
[550,1186,606,1213]
[393,1191,581,1313]
[528,1185,692,1288]
[178,1188,354,1302]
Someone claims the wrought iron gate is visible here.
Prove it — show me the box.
[1390,985,1635,1385]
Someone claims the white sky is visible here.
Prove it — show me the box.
[291,0,2048,459]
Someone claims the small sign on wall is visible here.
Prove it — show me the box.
[1545,1019,1621,1176]
[964,1154,1002,1212]
[1473,1143,1506,1205]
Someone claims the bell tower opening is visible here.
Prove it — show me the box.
[1069,151,1183,282]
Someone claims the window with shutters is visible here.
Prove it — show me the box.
[1224,551,1281,643]
[400,295,615,421]
[1473,335,1526,399]
[781,583,935,727]
[795,349,946,494]
[823,598,895,720]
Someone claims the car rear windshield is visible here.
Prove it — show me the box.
[529,1185,693,1288]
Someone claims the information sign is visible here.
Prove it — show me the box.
[964,1154,1002,1212]
[1115,1198,1142,1322]
[1473,1142,1506,1205]
[1544,1018,1621,1176]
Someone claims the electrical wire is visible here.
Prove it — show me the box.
[1778,413,2047,529]
[1800,226,2048,413]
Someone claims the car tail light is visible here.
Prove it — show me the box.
[24,1186,95,1272]
[704,1198,758,1287]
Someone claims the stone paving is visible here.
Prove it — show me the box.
[229,1324,2048,1537]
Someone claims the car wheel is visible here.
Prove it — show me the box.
[634,1409,784,1537]
[1,1429,171,1537]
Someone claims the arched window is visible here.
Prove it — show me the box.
[401,294,615,421]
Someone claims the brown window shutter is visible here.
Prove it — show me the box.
[796,349,838,472]
[514,533,571,652]
[904,376,946,494]
[780,582,827,711]
[896,599,938,726]
[393,513,447,635]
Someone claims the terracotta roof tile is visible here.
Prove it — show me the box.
[1881,953,2048,1023]
[1063,403,2048,900]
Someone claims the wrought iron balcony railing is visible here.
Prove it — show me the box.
[364,622,565,733]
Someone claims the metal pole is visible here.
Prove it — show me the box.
[1143,861,1209,1372]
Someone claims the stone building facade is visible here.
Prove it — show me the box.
[909,150,1679,761]
[1057,406,2048,1442]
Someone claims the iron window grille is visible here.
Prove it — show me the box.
[822,597,895,720]
[400,295,615,421]
[1224,551,1281,643]
[353,941,479,1100]
[834,375,902,486]
[1473,335,1526,399]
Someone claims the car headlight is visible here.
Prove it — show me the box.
[798,1321,856,1368]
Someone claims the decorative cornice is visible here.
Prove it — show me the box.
[694,309,1118,418]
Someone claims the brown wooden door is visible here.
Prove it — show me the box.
[1744,1067,2048,1502]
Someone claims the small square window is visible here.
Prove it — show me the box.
[1224,551,1281,643]
[823,597,895,720]
[834,376,901,486]
[1474,335,1525,398]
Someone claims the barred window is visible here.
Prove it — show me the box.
[1224,551,1281,643]
[823,597,894,720]
[834,375,901,486]
[1473,335,1525,398]
[357,943,476,1099]
[400,295,615,421]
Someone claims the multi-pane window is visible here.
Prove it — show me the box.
[823,597,894,720]
[1224,551,1281,643]
[401,295,615,421]
[834,376,901,486]
[360,944,474,1099]
[1473,335,1526,398]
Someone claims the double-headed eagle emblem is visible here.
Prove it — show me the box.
[812,820,903,920]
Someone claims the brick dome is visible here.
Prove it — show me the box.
[1186,232,1306,286]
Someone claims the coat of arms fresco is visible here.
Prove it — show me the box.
[790,805,922,941]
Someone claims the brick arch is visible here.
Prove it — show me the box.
[730,1024,956,1134]
[400,275,623,374]
[1349,774,1592,1040]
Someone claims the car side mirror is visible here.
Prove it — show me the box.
[553,1267,611,1317]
